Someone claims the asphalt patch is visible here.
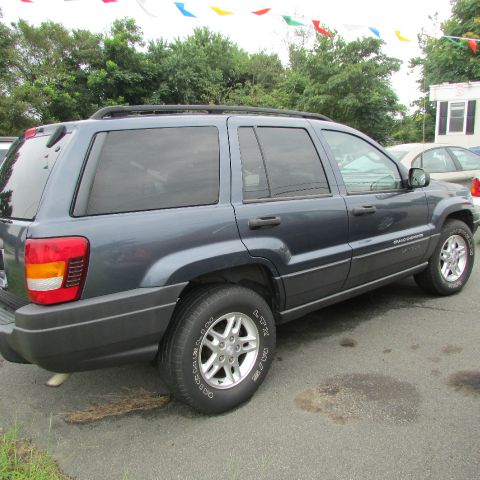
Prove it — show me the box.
[447,371,480,397]
[295,373,420,424]
[442,345,463,355]
[339,337,357,348]
[65,389,171,424]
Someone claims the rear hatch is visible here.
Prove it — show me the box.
[0,126,71,309]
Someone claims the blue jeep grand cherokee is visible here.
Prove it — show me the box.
[0,106,478,413]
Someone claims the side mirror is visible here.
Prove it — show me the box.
[408,167,430,189]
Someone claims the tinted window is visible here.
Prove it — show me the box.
[86,127,219,215]
[240,127,329,199]
[421,148,456,173]
[323,130,402,193]
[449,147,480,170]
[238,128,269,200]
[0,135,66,220]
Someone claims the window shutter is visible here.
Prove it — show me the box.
[438,102,448,135]
[466,100,476,135]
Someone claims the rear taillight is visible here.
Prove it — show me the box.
[25,237,89,305]
[471,177,480,197]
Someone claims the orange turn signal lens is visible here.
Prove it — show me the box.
[26,261,66,280]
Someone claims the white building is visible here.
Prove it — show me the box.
[430,81,480,147]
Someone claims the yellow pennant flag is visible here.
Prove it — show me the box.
[395,30,411,42]
[211,6,233,15]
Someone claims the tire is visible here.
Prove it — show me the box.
[159,285,276,414]
[414,219,475,296]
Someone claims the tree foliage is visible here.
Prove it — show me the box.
[0,18,402,144]
[408,0,480,142]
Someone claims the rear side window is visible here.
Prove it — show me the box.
[449,147,480,170]
[238,127,330,200]
[84,127,219,215]
[0,135,66,220]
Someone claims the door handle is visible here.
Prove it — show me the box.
[351,205,377,216]
[248,216,282,230]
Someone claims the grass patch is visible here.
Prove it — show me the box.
[65,389,171,424]
[0,426,70,480]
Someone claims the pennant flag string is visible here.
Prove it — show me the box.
[395,30,411,42]
[445,37,465,48]
[13,0,480,53]
[211,6,233,16]
[282,15,304,27]
[174,2,195,17]
[312,20,333,37]
[135,0,157,17]
[468,39,477,54]
[252,8,271,16]
[443,35,480,42]
[369,27,381,39]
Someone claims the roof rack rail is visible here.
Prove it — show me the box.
[90,105,332,122]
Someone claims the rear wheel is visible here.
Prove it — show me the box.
[159,285,276,414]
[415,219,474,295]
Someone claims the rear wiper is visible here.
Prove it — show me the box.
[46,125,66,148]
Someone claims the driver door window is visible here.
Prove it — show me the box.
[322,130,402,193]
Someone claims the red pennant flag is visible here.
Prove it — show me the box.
[468,39,477,54]
[252,8,271,16]
[20,0,34,3]
[312,20,333,37]
[102,0,118,3]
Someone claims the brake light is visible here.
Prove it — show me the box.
[25,237,89,305]
[471,177,480,197]
[24,127,37,139]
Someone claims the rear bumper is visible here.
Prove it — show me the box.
[0,283,186,372]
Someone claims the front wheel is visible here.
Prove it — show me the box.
[159,285,276,414]
[415,219,475,296]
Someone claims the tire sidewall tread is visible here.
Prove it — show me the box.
[159,285,276,414]
[415,219,474,296]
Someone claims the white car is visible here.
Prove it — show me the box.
[0,136,16,164]
[387,143,480,191]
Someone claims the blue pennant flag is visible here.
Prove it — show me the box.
[175,2,196,17]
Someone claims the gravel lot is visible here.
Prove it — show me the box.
[1,234,479,480]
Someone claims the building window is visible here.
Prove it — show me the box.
[448,101,466,133]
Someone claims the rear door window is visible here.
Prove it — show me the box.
[84,127,219,215]
[0,135,66,220]
[238,126,330,200]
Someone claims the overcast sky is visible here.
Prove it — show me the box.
[1,0,453,106]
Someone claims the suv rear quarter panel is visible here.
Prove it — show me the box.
[29,117,254,298]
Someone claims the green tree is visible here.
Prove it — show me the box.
[160,27,250,104]
[285,34,402,144]
[409,0,480,141]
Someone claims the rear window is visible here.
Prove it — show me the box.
[0,134,67,220]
